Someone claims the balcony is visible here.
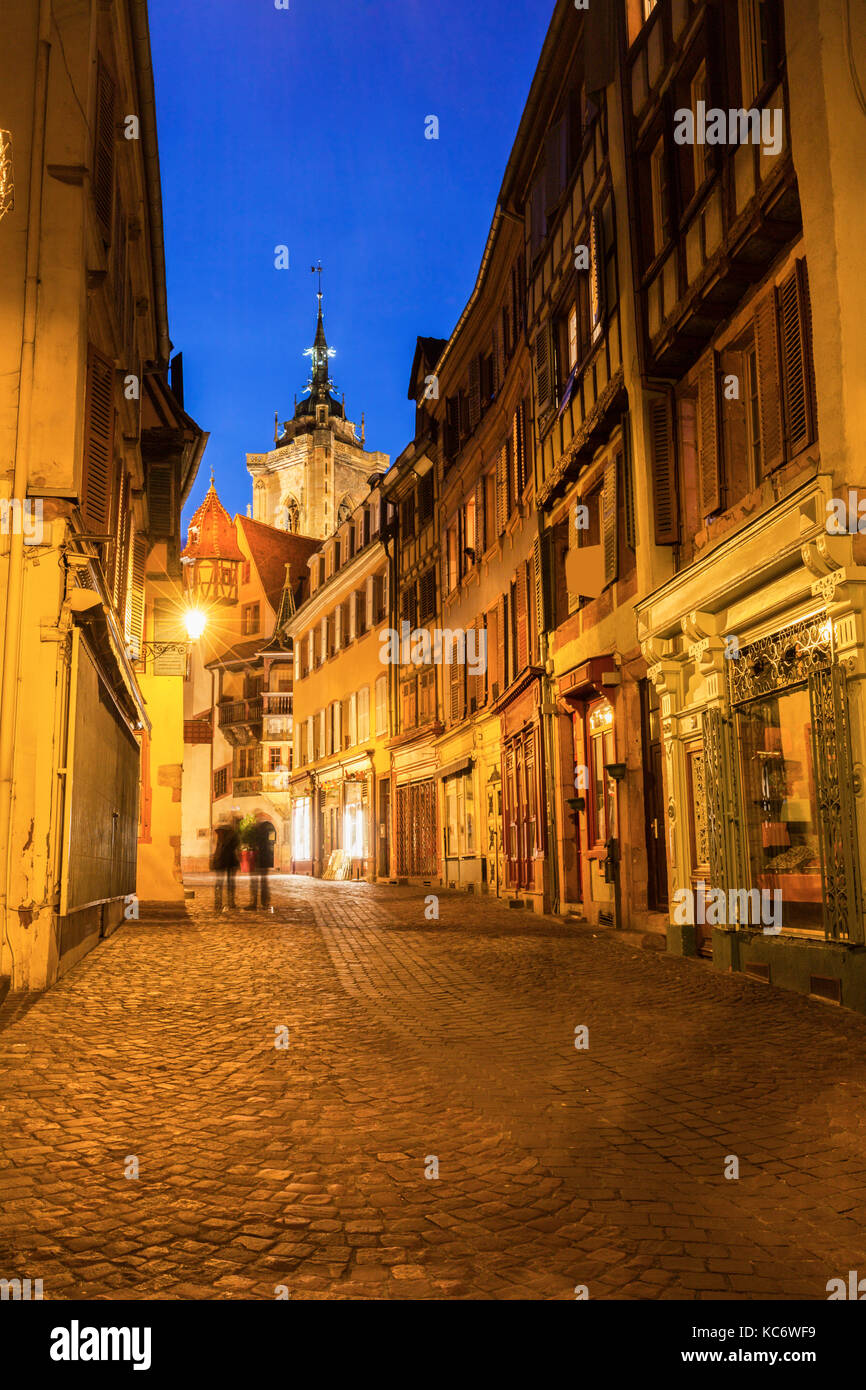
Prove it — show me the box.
[218,698,262,747]
[263,693,292,716]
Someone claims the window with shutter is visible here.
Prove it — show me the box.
[93,58,116,242]
[458,390,470,442]
[778,260,813,457]
[358,686,370,742]
[153,602,185,676]
[444,397,460,461]
[147,463,174,538]
[468,355,481,432]
[114,472,131,613]
[319,709,326,758]
[375,674,387,737]
[348,694,357,747]
[516,571,528,670]
[754,287,784,473]
[126,532,146,660]
[449,660,463,724]
[496,592,507,695]
[602,455,618,587]
[366,576,375,630]
[698,353,721,516]
[82,346,115,531]
[511,411,522,505]
[495,446,508,535]
[621,443,636,551]
[531,537,546,662]
[474,477,486,556]
[534,325,553,418]
[648,397,678,543]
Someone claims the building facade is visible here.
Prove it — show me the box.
[180,482,319,873]
[631,0,866,1005]
[0,0,205,990]
[286,483,392,879]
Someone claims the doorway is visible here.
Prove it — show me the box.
[640,678,668,910]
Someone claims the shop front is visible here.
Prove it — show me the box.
[496,672,548,912]
[638,483,866,1009]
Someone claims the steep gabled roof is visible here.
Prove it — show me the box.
[236,515,321,615]
[408,336,448,400]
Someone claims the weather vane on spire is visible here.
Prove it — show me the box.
[311,260,323,297]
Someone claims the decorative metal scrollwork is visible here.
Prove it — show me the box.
[727,615,831,705]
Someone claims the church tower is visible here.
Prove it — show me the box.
[246,272,388,540]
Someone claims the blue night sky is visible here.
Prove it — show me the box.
[147,0,551,530]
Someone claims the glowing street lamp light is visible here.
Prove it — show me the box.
[183,607,207,641]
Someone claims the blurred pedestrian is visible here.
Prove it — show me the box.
[246,811,274,910]
[212,815,240,912]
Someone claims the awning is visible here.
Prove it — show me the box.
[558,656,617,702]
[437,755,474,781]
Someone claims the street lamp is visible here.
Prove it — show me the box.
[183,607,207,641]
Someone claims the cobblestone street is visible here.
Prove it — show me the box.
[2,877,866,1301]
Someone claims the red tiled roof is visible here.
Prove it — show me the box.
[181,480,245,562]
[236,516,321,614]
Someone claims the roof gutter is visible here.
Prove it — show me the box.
[127,0,170,369]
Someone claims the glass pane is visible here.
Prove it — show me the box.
[736,686,823,930]
[591,733,606,842]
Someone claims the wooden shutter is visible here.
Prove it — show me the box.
[458,389,470,441]
[93,57,116,241]
[545,116,567,211]
[532,536,546,661]
[475,477,486,557]
[127,532,146,658]
[495,446,508,534]
[147,463,174,537]
[602,454,618,587]
[82,346,115,530]
[496,592,506,695]
[334,603,342,650]
[648,397,678,543]
[113,471,131,612]
[534,324,553,418]
[516,570,528,671]
[621,437,636,551]
[698,353,721,516]
[511,410,522,503]
[468,355,481,432]
[778,260,813,457]
[366,576,375,630]
[754,287,784,473]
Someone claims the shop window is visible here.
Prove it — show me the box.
[292,797,311,859]
[344,784,367,858]
[588,700,616,847]
[736,686,823,930]
[444,772,475,859]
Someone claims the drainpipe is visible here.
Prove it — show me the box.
[539,626,561,916]
[0,0,52,989]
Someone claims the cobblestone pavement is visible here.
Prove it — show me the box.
[2,876,866,1301]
